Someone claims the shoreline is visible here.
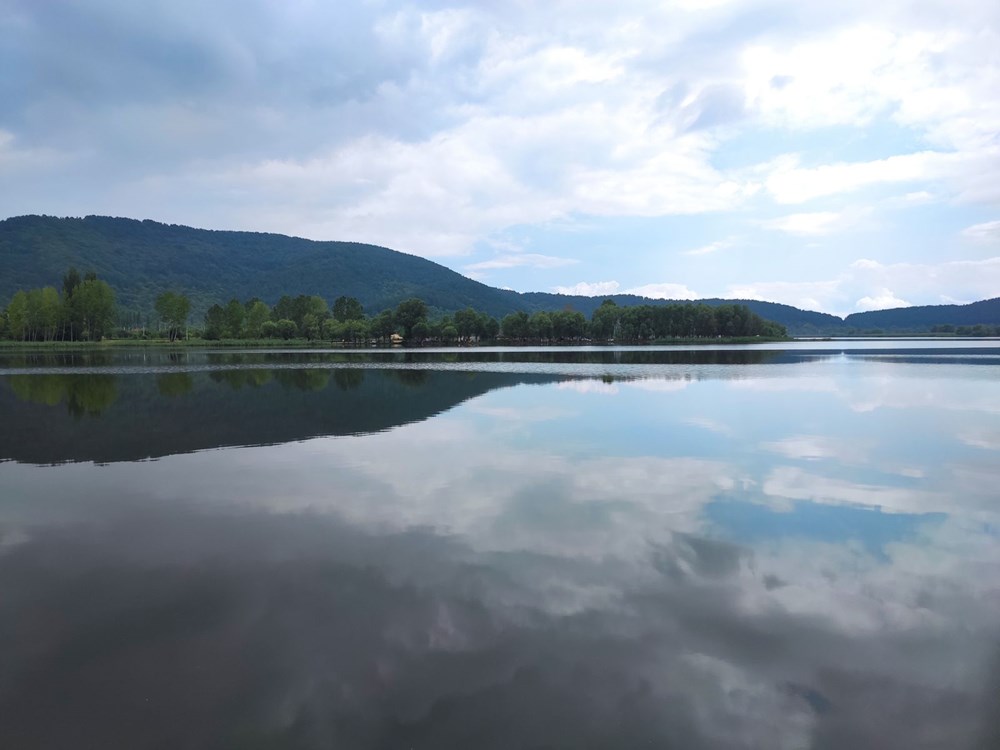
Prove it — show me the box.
[0,336,798,351]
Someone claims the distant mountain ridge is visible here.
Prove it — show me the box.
[1,215,997,335]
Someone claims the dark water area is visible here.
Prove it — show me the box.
[1,342,999,748]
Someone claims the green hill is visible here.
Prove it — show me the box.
[2,214,997,335]
[844,298,1000,331]
[0,214,527,318]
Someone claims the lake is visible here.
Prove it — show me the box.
[1,341,999,748]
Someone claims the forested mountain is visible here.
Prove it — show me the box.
[2,215,997,335]
[844,298,1000,331]
[0,215,523,318]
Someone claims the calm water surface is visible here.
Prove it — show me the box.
[1,341,999,748]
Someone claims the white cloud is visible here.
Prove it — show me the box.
[623,283,700,300]
[727,256,1000,315]
[467,405,571,422]
[552,280,621,296]
[684,416,736,436]
[762,152,966,205]
[761,466,944,515]
[962,220,1000,243]
[551,280,700,300]
[958,429,1000,451]
[556,380,619,395]
[726,278,842,312]
[762,436,864,462]
[742,19,1000,151]
[854,288,912,312]
[465,253,578,272]
[761,211,845,235]
[742,26,900,130]
[849,257,1000,304]
[684,238,734,256]
[625,379,691,393]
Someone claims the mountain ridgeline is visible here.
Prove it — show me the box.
[1,215,997,335]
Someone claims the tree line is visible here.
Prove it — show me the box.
[1,268,116,341]
[195,296,785,343]
[930,324,1000,336]
[1,270,788,343]
[586,299,787,340]
[196,295,502,344]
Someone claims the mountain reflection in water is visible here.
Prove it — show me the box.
[0,344,998,749]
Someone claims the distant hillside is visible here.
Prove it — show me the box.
[845,298,1000,331]
[0,215,526,318]
[2,215,997,335]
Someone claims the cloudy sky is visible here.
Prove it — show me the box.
[2,0,999,315]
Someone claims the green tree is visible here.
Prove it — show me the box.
[155,291,191,341]
[62,267,82,299]
[344,318,369,344]
[322,318,344,341]
[276,319,298,339]
[6,291,28,340]
[480,314,500,340]
[273,294,328,332]
[529,311,553,341]
[305,295,328,321]
[245,300,270,338]
[394,298,428,339]
[454,307,480,341]
[370,310,395,343]
[301,312,321,340]
[272,295,297,323]
[260,320,279,339]
[590,299,619,340]
[411,320,430,342]
[203,304,226,340]
[552,310,585,340]
[39,286,61,340]
[72,279,116,341]
[333,295,364,322]
[500,311,530,339]
[223,298,245,338]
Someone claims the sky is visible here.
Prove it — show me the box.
[1,0,999,316]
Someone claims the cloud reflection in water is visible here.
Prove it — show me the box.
[0,350,998,748]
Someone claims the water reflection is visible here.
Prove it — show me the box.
[4,343,997,377]
[156,371,193,397]
[6,373,118,417]
[208,367,274,390]
[0,369,563,464]
[0,345,998,748]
